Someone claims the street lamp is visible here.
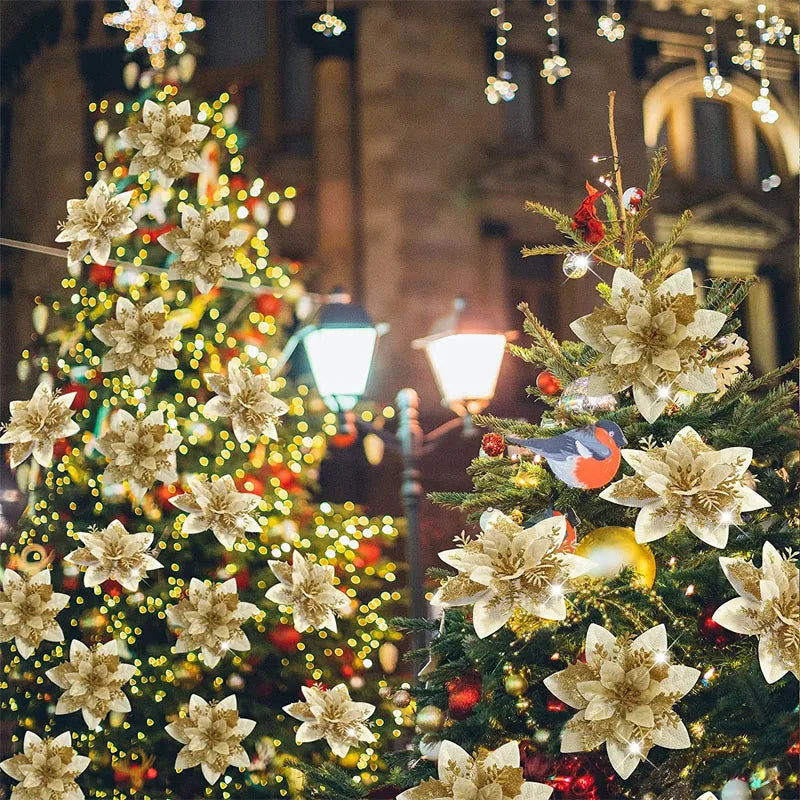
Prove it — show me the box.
[300,294,509,657]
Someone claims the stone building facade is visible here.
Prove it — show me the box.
[2,0,798,535]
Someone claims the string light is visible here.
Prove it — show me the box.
[752,41,779,124]
[757,2,792,46]
[732,12,765,71]
[701,9,731,98]
[596,0,625,42]
[485,0,517,104]
[540,0,570,84]
[312,0,346,37]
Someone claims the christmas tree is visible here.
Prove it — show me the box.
[379,94,797,800]
[0,49,407,800]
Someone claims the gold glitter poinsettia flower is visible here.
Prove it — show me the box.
[160,204,248,293]
[203,358,289,444]
[120,99,210,188]
[55,180,137,266]
[713,541,799,684]
[96,408,182,502]
[430,508,594,639]
[165,694,255,785]
[600,426,770,549]
[283,683,375,758]
[0,731,90,800]
[0,383,80,468]
[92,296,182,386]
[64,519,163,591]
[265,550,350,632]
[397,740,553,800]
[46,639,136,729]
[0,569,69,659]
[167,578,259,668]
[169,474,262,549]
[544,623,699,779]
[570,268,727,423]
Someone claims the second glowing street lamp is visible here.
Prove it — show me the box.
[296,296,508,637]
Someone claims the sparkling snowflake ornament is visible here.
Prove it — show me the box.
[96,409,182,502]
[430,509,594,639]
[167,578,259,668]
[283,683,375,758]
[120,99,209,188]
[544,623,699,779]
[104,0,205,70]
[203,359,289,444]
[0,383,80,468]
[570,268,727,422]
[64,519,163,591]
[46,639,136,728]
[0,731,89,800]
[169,474,262,549]
[600,426,770,549]
[92,297,182,386]
[55,180,136,267]
[0,569,69,659]
[159,204,248,293]
[266,550,350,632]
[165,694,255,785]
[397,740,553,800]
[714,542,799,684]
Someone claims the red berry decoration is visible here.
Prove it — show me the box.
[481,432,505,457]
[699,605,739,646]
[63,383,89,411]
[268,623,302,653]
[446,670,482,719]
[536,370,562,396]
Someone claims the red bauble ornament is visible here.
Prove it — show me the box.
[89,262,115,285]
[354,540,381,568]
[340,664,354,679]
[551,754,610,800]
[52,439,71,462]
[269,623,301,652]
[699,605,739,646]
[446,671,482,719]
[546,692,568,713]
[234,568,250,591]
[536,370,562,396]
[154,483,182,511]
[235,475,265,496]
[481,432,505,457]
[255,293,282,317]
[101,580,123,597]
[519,742,554,782]
[63,383,89,411]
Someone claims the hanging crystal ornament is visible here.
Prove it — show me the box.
[541,0,571,84]
[732,12,765,71]
[757,2,792,46]
[485,0,517,104]
[312,0,346,37]
[702,9,731,98]
[596,0,624,42]
[103,0,205,70]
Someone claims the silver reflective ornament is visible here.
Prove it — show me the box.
[558,376,618,415]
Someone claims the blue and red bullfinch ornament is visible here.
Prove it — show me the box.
[508,420,626,489]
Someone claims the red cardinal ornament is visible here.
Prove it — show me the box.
[508,421,626,490]
[571,183,606,245]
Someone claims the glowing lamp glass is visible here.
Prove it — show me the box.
[423,333,506,414]
[304,327,377,412]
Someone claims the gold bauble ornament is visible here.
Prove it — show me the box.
[783,450,799,471]
[575,526,656,588]
[504,672,529,697]
[392,689,412,708]
[416,704,445,733]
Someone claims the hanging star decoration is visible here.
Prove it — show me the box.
[397,740,553,800]
[104,0,205,70]
[543,623,699,779]
[430,509,594,638]
[600,426,770,549]
[713,541,799,684]
[46,639,136,729]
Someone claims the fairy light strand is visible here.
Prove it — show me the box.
[312,0,346,37]
[485,0,517,103]
[702,8,731,97]
[732,12,765,71]
[752,6,780,123]
[541,0,571,84]
[597,0,625,42]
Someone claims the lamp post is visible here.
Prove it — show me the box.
[298,295,508,653]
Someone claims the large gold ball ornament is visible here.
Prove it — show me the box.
[575,526,656,588]
[783,450,799,471]
[504,672,529,697]
[416,704,445,733]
